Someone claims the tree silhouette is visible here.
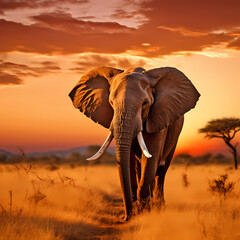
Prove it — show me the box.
[199,117,240,169]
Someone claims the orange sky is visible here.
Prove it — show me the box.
[0,0,239,155]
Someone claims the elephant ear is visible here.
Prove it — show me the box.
[69,66,123,128]
[145,67,200,133]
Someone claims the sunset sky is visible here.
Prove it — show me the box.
[0,0,239,156]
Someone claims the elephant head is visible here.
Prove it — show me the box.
[69,66,200,219]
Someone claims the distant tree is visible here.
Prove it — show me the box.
[199,117,240,169]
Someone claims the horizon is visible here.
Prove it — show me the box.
[0,142,234,158]
[0,0,240,156]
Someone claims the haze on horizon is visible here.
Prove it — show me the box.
[0,0,239,156]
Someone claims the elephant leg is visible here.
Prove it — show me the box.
[153,117,184,208]
[154,165,166,208]
[154,144,176,208]
[137,156,158,210]
[130,149,138,202]
[137,130,167,210]
[135,158,141,186]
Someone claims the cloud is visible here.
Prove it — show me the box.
[0,72,23,85]
[0,1,239,57]
[139,0,240,33]
[0,16,135,55]
[227,37,240,50]
[70,53,149,73]
[110,9,148,26]
[31,11,134,33]
[0,60,61,86]
[0,0,88,13]
[128,28,233,57]
[111,9,137,19]
[0,60,60,76]
[0,16,234,58]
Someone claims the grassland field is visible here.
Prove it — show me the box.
[0,159,240,240]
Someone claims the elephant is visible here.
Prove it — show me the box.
[69,66,200,221]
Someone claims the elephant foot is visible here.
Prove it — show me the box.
[153,198,165,210]
[120,205,138,222]
[121,212,134,222]
[153,191,165,210]
[137,197,151,213]
[121,215,130,222]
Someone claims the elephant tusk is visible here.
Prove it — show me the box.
[86,132,113,161]
[137,132,152,158]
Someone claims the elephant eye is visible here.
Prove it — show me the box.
[143,100,148,106]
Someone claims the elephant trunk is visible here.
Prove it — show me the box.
[115,137,133,219]
[113,105,139,220]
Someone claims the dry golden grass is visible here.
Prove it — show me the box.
[0,164,123,239]
[0,162,240,240]
[122,165,240,240]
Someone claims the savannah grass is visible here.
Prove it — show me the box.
[0,159,239,240]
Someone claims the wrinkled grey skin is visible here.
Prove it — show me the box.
[69,66,200,221]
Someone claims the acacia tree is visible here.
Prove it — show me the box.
[199,117,240,169]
